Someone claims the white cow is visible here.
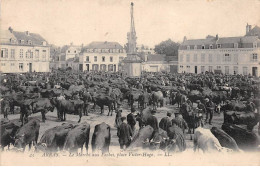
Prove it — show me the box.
[193,127,232,153]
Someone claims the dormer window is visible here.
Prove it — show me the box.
[19,40,24,44]
[28,40,32,45]
[253,42,257,48]
[217,44,221,49]
[202,45,205,49]
[194,45,197,50]
[42,41,47,46]
[187,46,190,50]
[234,43,238,48]
[210,45,213,49]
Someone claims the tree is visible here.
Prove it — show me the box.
[154,39,180,56]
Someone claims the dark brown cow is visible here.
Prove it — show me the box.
[127,125,154,150]
[91,122,111,153]
[210,127,241,152]
[64,122,90,153]
[1,121,20,150]
[37,123,74,152]
[14,118,40,152]
[222,123,260,151]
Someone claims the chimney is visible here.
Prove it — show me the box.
[8,27,13,33]
[216,34,219,40]
[183,36,187,42]
[246,23,251,34]
[25,31,29,35]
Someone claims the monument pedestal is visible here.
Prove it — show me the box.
[123,53,142,77]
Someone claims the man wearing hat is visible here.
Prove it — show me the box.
[117,117,133,150]
[127,107,137,132]
[114,106,123,128]
[159,112,172,131]
[205,98,215,125]
[197,100,206,115]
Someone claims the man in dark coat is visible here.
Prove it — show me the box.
[117,117,133,149]
[159,112,172,131]
[146,110,159,139]
[205,98,215,125]
[127,107,137,133]
[171,113,188,134]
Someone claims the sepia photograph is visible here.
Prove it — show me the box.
[0,0,260,166]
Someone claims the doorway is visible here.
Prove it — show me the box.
[195,66,197,74]
[29,63,32,72]
[252,67,258,76]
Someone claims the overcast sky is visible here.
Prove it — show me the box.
[1,0,260,47]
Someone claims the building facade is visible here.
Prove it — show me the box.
[142,54,178,73]
[79,41,126,72]
[0,27,50,73]
[178,25,260,76]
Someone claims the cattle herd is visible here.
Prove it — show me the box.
[1,70,260,155]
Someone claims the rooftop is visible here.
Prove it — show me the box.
[83,41,123,50]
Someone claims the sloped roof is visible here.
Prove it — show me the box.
[84,41,123,49]
[182,35,259,46]
[0,30,17,44]
[182,37,216,46]
[147,54,167,62]
[12,31,47,45]
[246,25,260,37]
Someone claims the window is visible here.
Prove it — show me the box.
[102,56,105,62]
[253,42,257,48]
[186,54,190,62]
[42,41,47,46]
[20,49,23,58]
[217,54,221,62]
[233,66,238,74]
[10,63,15,66]
[26,50,33,58]
[209,66,213,72]
[68,50,70,53]
[234,43,238,48]
[217,44,221,49]
[210,45,213,49]
[180,54,184,62]
[1,49,4,58]
[110,56,113,62]
[42,50,46,60]
[193,54,197,62]
[86,56,89,62]
[35,50,39,58]
[1,63,5,66]
[225,66,229,74]
[208,54,212,62]
[252,53,258,62]
[10,49,15,58]
[234,54,238,62]
[28,40,32,45]
[74,50,76,53]
[202,45,205,49]
[19,63,23,71]
[201,54,205,62]
[1,49,8,58]
[217,66,221,70]
[94,56,97,62]
[224,54,231,62]
[187,46,190,50]
[201,66,205,73]
[243,67,248,75]
[19,40,24,44]
[194,45,197,50]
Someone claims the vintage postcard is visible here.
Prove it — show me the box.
[0,0,260,166]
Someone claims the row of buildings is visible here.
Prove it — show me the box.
[1,24,260,76]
